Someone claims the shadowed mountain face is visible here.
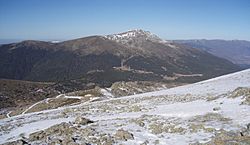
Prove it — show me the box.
[174,39,250,68]
[0,30,240,83]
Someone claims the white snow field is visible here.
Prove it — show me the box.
[0,69,250,144]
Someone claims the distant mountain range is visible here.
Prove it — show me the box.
[0,39,22,44]
[0,30,240,85]
[174,39,250,68]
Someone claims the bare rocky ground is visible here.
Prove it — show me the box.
[3,81,175,118]
[0,69,250,145]
[110,81,185,97]
[0,79,59,119]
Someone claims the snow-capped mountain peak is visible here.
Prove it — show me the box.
[105,29,169,44]
[107,29,156,39]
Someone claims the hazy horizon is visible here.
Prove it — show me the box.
[1,33,250,45]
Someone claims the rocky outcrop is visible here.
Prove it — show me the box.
[228,87,250,105]
[74,116,94,125]
[110,81,168,97]
[114,129,134,141]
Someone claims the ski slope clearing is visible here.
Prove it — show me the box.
[0,69,250,144]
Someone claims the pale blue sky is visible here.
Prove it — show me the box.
[0,0,249,41]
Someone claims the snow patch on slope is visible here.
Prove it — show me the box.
[126,69,250,98]
[0,118,74,144]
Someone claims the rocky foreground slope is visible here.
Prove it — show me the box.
[0,69,250,145]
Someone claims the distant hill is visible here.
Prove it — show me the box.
[174,39,250,68]
[0,30,240,84]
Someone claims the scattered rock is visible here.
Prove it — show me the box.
[153,139,160,144]
[206,96,220,101]
[29,130,45,141]
[81,127,96,136]
[140,140,149,145]
[201,129,250,145]
[229,87,250,98]
[149,123,164,134]
[189,124,215,133]
[240,123,250,136]
[129,105,142,112]
[111,81,171,97]
[114,129,134,141]
[8,139,30,145]
[228,87,250,105]
[74,116,94,125]
[247,123,250,130]
[190,113,231,123]
[138,121,145,127]
[213,107,221,111]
